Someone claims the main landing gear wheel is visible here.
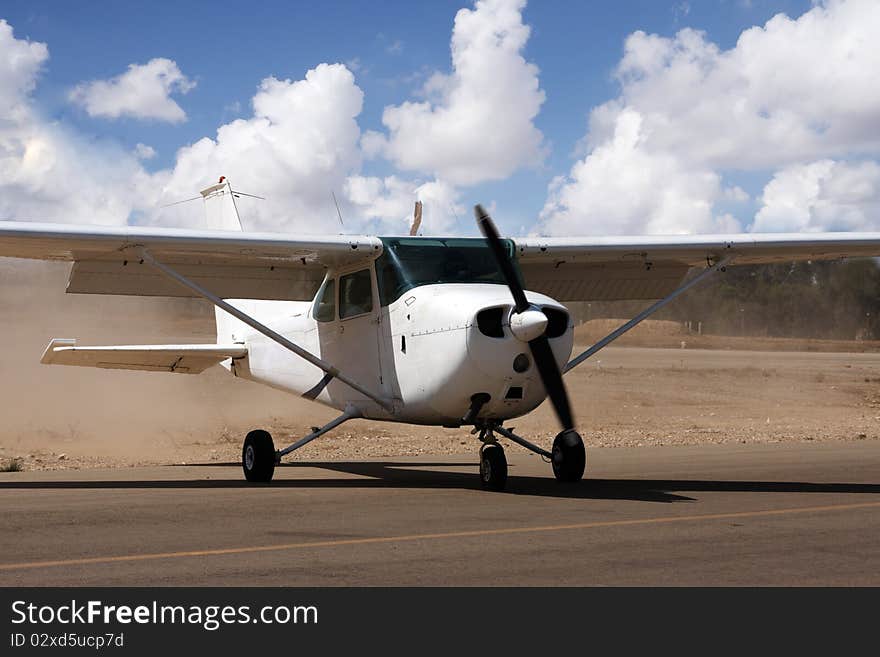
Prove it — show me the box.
[242,429,276,483]
[480,443,508,491]
[552,429,585,483]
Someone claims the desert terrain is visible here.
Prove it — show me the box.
[2,259,879,472]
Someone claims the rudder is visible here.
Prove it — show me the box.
[201,176,243,232]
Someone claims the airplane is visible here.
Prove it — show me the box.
[2,177,880,491]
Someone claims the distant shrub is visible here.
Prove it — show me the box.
[1,458,23,472]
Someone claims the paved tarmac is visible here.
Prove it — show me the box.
[1,441,879,585]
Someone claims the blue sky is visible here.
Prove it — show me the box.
[1,0,876,236]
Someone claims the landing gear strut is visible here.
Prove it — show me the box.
[242,429,276,482]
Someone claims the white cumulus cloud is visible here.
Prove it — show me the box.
[367,0,545,186]
[541,0,880,236]
[540,110,738,236]
[753,160,880,233]
[69,58,195,123]
[0,21,155,225]
[0,20,48,120]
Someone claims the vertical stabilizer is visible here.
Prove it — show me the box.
[201,176,244,350]
[200,176,243,231]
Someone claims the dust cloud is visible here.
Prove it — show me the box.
[0,258,335,463]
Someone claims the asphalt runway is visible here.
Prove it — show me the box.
[1,441,879,586]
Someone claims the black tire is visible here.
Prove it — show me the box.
[242,429,276,483]
[552,429,585,483]
[479,443,508,491]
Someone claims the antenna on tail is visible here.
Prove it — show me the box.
[331,191,345,228]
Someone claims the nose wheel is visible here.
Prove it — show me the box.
[479,443,508,491]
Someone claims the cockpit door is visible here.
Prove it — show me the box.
[316,265,385,407]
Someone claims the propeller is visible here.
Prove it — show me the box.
[474,204,575,432]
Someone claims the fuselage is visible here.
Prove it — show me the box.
[218,238,574,426]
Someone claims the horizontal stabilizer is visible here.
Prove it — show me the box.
[40,339,247,374]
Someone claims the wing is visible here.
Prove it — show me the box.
[514,233,880,301]
[40,339,247,374]
[0,221,382,301]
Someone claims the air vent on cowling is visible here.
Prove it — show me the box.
[476,307,505,338]
[543,308,569,338]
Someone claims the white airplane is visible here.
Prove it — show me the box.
[2,178,880,490]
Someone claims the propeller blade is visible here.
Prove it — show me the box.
[528,335,575,431]
[474,204,576,431]
[474,204,529,313]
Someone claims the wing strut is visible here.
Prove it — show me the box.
[136,247,394,412]
[564,257,733,374]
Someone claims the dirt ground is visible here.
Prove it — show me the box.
[2,260,879,471]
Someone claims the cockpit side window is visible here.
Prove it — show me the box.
[339,269,374,319]
[313,276,336,322]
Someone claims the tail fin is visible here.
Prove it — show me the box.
[200,176,242,231]
[202,176,244,349]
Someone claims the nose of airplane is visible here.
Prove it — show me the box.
[509,307,548,342]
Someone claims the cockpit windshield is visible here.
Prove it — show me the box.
[376,237,518,306]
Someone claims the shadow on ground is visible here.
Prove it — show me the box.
[2,460,879,503]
